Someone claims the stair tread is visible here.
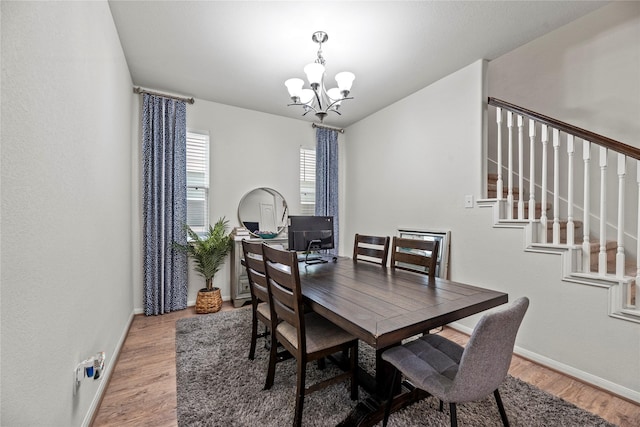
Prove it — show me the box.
[545,220,584,229]
[486,175,637,280]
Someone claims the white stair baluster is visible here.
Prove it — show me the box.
[616,154,626,278]
[528,119,536,222]
[518,115,524,220]
[552,129,561,244]
[540,125,549,243]
[507,111,514,219]
[599,147,608,276]
[566,135,575,246]
[582,141,591,273]
[496,108,503,201]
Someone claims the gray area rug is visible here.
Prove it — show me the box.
[176,307,615,426]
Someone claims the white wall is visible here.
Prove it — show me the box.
[131,100,326,308]
[344,57,639,401]
[1,2,135,425]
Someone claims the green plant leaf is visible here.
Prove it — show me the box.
[173,217,233,291]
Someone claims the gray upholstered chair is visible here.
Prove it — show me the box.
[382,297,530,427]
[353,233,390,266]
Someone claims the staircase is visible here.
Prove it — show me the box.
[481,98,639,323]
[488,173,619,271]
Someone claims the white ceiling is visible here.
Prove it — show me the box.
[108,1,608,127]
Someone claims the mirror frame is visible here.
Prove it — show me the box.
[237,187,288,238]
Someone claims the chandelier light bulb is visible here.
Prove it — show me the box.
[284,78,304,101]
[335,72,355,96]
[303,63,325,88]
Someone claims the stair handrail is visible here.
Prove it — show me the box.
[488,97,640,160]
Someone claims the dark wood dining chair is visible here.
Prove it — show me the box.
[382,297,530,427]
[390,236,440,278]
[353,233,390,266]
[241,240,271,360]
[261,243,359,427]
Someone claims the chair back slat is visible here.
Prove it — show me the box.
[269,280,298,327]
[242,240,269,302]
[262,243,306,351]
[390,236,439,277]
[353,233,390,266]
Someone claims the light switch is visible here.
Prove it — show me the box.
[464,195,474,208]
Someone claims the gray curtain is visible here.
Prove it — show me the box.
[315,127,339,255]
[142,94,188,315]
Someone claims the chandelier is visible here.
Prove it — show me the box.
[284,31,355,123]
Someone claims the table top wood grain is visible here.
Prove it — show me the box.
[299,257,508,349]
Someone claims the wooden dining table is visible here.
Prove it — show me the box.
[297,257,508,426]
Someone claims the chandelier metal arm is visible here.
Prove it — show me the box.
[287,95,353,114]
[313,90,323,111]
[287,101,319,114]
[326,97,353,111]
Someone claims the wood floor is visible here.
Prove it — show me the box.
[92,302,640,427]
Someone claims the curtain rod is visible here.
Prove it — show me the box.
[133,87,195,105]
[312,123,345,134]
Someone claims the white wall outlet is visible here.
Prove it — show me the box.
[464,195,474,208]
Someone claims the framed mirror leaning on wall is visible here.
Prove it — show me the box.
[238,187,288,238]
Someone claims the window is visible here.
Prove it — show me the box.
[186,131,209,234]
[300,147,316,215]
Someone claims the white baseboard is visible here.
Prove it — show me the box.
[133,295,231,315]
[81,311,135,427]
[448,321,640,404]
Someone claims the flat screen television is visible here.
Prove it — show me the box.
[287,216,335,256]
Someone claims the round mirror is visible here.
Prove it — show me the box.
[238,188,288,238]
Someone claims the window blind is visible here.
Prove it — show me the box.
[187,131,209,232]
[300,147,316,215]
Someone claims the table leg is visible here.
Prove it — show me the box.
[337,344,426,427]
[375,347,400,397]
[336,388,429,427]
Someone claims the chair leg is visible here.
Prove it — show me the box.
[294,360,306,427]
[263,326,271,350]
[382,368,399,427]
[249,307,258,360]
[350,343,358,400]
[263,331,278,390]
[494,389,510,427]
[439,400,444,412]
[449,402,457,427]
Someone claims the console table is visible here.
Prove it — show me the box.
[229,236,287,307]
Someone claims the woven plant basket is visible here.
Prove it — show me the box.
[195,287,222,314]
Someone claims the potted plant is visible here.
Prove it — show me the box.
[174,217,233,313]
